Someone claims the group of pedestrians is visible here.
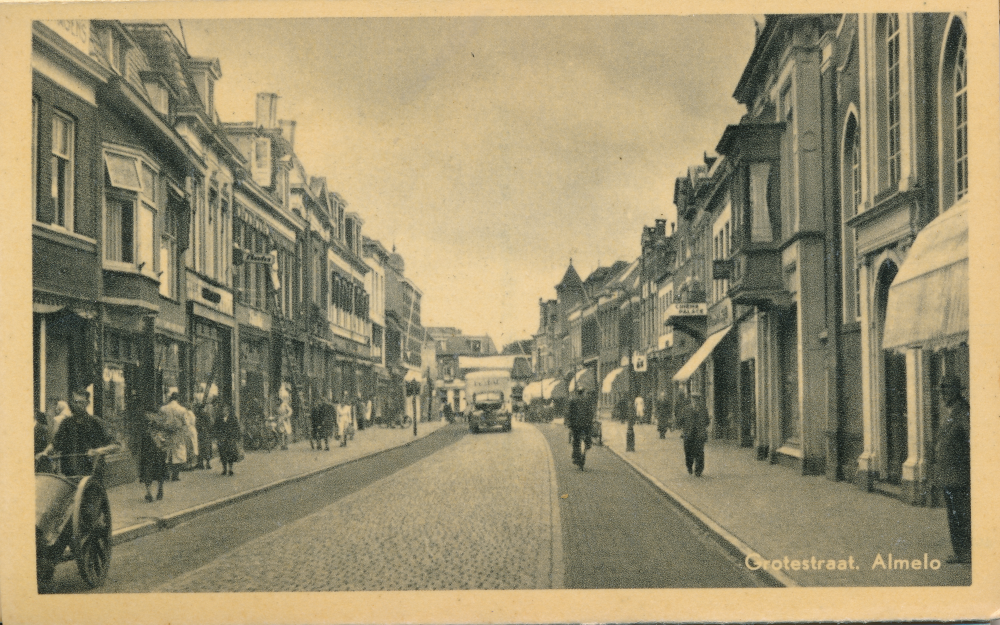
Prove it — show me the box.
[139,387,241,503]
[309,391,371,451]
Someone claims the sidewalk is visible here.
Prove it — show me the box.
[599,420,972,587]
[109,421,447,543]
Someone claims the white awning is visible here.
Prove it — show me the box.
[404,369,423,382]
[522,381,543,403]
[883,201,968,352]
[673,325,733,383]
[568,368,595,392]
[542,378,567,400]
[601,367,625,393]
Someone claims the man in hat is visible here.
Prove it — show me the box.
[567,387,593,469]
[37,387,118,477]
[677,383,710,477]
[935,374,971,564]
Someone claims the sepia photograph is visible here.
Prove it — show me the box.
[2,1,998,623]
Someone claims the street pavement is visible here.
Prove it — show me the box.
[152,419,558,591]
[536,421,760,589]
[600,420,973,587]
[109,420,447,538]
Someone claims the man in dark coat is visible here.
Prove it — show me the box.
[311,395,336,451]
[38,388,118,477]
[567,388,593,469]
[677,385,710,477]
[935,375,970,564]
[194,389,216,470]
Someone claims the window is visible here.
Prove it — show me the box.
[32,98,38,218]
[104,149,158,272]
[159,195,180,298]
[954,29,968,200]
[842,115,862,321]
[50,112,75,229]
[780,82,797,236]
[886,14,901,188]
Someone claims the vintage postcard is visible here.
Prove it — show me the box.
[1,0,998,623]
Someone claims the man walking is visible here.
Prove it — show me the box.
[936,375,971,564]
[311,394,335,451]
[567,387,593,469]
[677,385,710,477]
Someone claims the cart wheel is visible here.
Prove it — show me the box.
[73,481,112,588]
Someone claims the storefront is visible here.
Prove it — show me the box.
[880,201,969,505]
[238,326,270,435]
[187,274,235,420]
[33,299,98,419]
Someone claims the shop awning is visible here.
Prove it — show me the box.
[403,369,423,382]
[568,368,595,392]
[542,378,567,400]
[522,381,543,403]
[601,367,625,393]
[673,325,733,383]
[883,201,969,352]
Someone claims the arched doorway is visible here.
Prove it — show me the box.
[875,260,907,484]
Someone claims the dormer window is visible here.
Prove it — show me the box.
[141,73,174,120]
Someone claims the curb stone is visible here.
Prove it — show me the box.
[111,426,448,546]
[604,442,798,588]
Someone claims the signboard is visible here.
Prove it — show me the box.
[664,302,706,323]
[242,252,274,264]
[708,299,733,334]
[43,21,91,55]
[658,328,674,350]
[633,351,648,372]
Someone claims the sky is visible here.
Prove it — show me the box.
[181,16,757,346]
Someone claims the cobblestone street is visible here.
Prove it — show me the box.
[155,420,558,591]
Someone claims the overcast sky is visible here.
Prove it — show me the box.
[181,16,756,346]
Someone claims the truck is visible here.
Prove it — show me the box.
[464,369,513,433]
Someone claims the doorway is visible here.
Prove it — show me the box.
[876,260,907,484]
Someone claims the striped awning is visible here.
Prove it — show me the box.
[522,381,543,403]
[569,368,595,392]
[883,201,969,352]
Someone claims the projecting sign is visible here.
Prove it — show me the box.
[664,303,707,322]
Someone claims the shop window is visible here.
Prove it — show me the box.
[940,18,968,210]
[886,14,901,188]
[50,112,75,230]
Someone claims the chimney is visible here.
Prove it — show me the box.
[655,218,666,237]
[279,119,296,150]
[255,93,279,129]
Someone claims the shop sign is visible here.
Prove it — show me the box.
[708,299,732,334]
[187,274,233,316]
[664,302,706,322]
[43,21,91,54]
[658,328,674,349]
[632,351,648,372]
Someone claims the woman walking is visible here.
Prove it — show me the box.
[139,411,169,502]
[215,405,241,476]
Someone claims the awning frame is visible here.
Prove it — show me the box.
[672,325,733,383]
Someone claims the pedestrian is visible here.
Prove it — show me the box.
[677,385,710,477]
[139,411,169,502]
[159,392,188,482]
[634,394,645,425]
[215,404,241,476]
[311,394,335,451]
[183,402,199,470]
[51,400,72,438]
[337,391,354,447]
[567,387,593,469]
[194,385,216,470]
[656,390,672,438]
[365,397,373,428]
[34,410,50,456]
[935,374,971,564]
[354,391,366,432]
[276,390,293,450]
[36,387,119,477]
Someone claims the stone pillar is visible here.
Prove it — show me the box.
[901,347,930,505]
